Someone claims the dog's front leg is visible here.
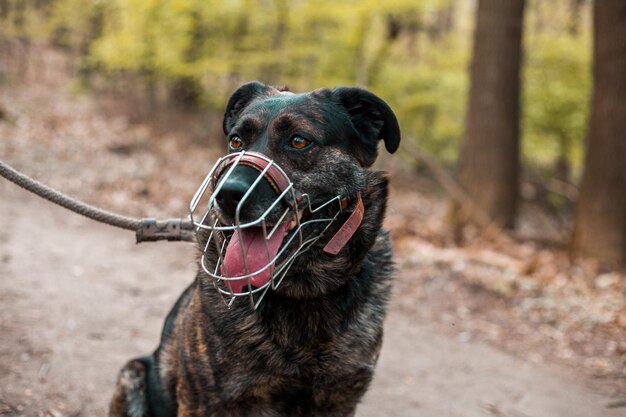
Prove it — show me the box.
[109,358,151,417]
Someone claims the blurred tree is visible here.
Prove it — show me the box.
[570,0,626,269]
[455,0,526,229]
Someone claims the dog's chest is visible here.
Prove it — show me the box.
[201,336,377,416]
[178,298,382,415]
[218,303,381,375]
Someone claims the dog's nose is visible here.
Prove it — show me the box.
[215,176,249,218]
[214,165,280,223]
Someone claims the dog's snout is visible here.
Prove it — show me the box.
[215,165,280,223]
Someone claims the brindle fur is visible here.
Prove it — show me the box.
[110,81,401,417]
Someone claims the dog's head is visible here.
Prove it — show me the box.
[193,81,400,303]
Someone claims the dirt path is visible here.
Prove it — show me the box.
[0,183,621,417]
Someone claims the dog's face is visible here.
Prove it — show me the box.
[219,81,400,219]
[202,81,400,299]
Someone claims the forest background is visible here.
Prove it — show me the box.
[1,0,591,170]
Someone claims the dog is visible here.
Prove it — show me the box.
[109,81,401,417]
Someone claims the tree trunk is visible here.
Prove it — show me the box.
[570,0,626,269]
[456,0,525,229]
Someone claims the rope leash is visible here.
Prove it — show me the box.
[0,160,194,243]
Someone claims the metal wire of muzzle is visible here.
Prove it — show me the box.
[188,151,344,309]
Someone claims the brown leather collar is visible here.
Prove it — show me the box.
[323,192,364,255]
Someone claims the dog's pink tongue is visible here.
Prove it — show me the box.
[222,222,290,293]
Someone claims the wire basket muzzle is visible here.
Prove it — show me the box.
[188,151,344,309]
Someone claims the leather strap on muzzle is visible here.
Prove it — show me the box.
[214,152,302,206]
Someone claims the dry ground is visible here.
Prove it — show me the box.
[1,184,623,417]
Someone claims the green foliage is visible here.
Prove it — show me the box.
[0,0,53,39]
[378,33,470,164]
[0,0,102,48]
[522,33,591,175]
[0,0,593,174]
[87,0,448,105]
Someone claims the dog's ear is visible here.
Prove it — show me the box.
[223,81,272,134]
[331,87,401,167]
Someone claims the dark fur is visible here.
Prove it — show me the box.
[110,81,401,417]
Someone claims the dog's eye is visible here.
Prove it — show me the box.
[229,136,243,150]
[289,136,311,150]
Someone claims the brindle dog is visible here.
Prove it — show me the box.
[109,81,401,417]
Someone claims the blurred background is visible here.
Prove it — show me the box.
[0,0,594,168]
[1,0,625,415]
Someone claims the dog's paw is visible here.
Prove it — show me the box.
[109,359,150,417]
